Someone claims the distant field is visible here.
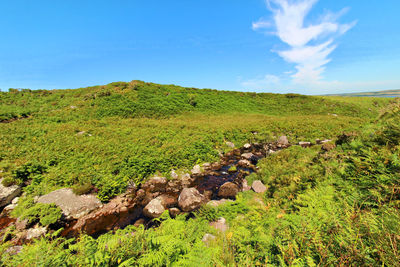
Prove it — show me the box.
[328,89,400,97]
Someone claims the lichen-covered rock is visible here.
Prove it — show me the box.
[178,188,206,212]
[143,198,165,218]
[0,179,22,208]
[277,136,289,146]
[191,165,202,175]
[26,226,47,240]
[251,180,267,193]
[37,188,101,219]
[217,182,239,199]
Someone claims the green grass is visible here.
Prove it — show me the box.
[0,82,399,266]
[0,81,391,201]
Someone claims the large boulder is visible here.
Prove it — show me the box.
[251,180,267,193]
[143,198,165,218]
[0,179,22,208]
[217,182,239,199]
[37,188,102,219]
[63,195,142,237]
[178,188,206,212]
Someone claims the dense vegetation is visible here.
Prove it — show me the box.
[1,81,398,266]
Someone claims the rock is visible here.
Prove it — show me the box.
[141,176,168,193]
[0,179,22,208]
[218,182,239,199]
[225,141,235,148]
[37,188,101,219]
[180,173,193,188]
[238,159,251,168]
[133,218,146,227]
[26,226,47,240]
[63,195,142,237]
[178,188,206,212]
[170,170,179,179]
[143,198,165,218]
[242,179,251,192]
[298,141,311,148]
[243,143,251,149]
[202,163,211,169]
[157,194,178,208]
[11,197,19,204]
[15,218,29,230]
[316,139,332,144]
[76,131,86,135]
[277,136,289,146]
[191,165,202,175]
[322,142,336,151]
[207,199,233,207]
[169,208,181,218]
[241,152,254,160]
[4,203,17,211]
[202,233,216,244]
[251,180,267,193]
[209,217,228,232]
[202,190,213,200]
[5,246,23,255]
[70,105,77,109]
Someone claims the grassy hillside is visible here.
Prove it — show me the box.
[0,81,390,201]
[0,82,399,266]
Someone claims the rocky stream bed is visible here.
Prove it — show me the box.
[0,136,331,246]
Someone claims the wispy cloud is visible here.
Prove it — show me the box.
[253,0,356,84]
[241,74,280,89]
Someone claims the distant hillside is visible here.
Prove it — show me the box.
[329,89,400,97]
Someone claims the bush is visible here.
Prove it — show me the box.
[20,203,62,226]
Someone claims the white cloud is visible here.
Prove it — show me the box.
[241,74,281,89]
[253,0,356,84]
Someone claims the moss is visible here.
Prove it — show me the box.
[1,177,16,187]
[72,183,93,195]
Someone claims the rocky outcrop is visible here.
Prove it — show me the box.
[217,182,239,199]
[0,179,22,208]
[178,188,206,212]
[63,194,142,237]
[37,188,102,219]
[251,180,267,193]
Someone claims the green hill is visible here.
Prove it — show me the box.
[1,81,399,266]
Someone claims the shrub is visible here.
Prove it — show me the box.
[20,203,62,226]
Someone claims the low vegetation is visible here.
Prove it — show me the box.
[0,81,398,266]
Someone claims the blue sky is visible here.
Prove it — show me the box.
[0,0,399,94]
